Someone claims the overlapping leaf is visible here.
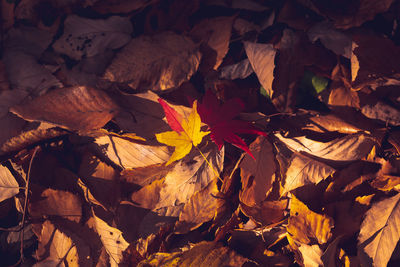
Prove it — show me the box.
[197,90,266,157]
[156,99,209,165]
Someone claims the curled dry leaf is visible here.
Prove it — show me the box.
[287,195,334,245]
[1,123,67,155]
[283,153,335,195]
[304,113,364,134]
[10,86,119,131]
[0,165,19,203]
[276,132,376,161]
[239,136,276,207]
[103,32,201,91]
[137,241,251,267]
[244,41,276,97]
[361,101,400,126]
[88,212,129,267]
[53,15,132,60]
[190,16,234,70]
[358,193,400,267]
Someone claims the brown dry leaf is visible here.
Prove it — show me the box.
[308,21,351,58]
[0,165,19,202]
[175,178,220,234]
[351,32,400,90]
[114,91,192,141]
[78,151,121,209]
[287,195,334,245]
[132,146,223,212]
[29,188,82,223]
[361,101,400,126]
[10,86,119,131]
[297,243,324,267]
[1,123,67,155]
[219,59,254,80]
[92,0,156,14]
[358,193,400,267]
[103,32,201,91]
[239,136,276,207]
[94,134,170,169]
[190,16,234,71]
[3,27,62,94]
[35,220,91,267]
[283,152,335,195]
[304,113,363,134]
[53,15,132,60]
[240,199,288,226]
[244,42,276,97]
[321,236,343,267]
[138,241,251,267]
[276,132,376,161]
[88,212,130,267]
[370,175,400,191]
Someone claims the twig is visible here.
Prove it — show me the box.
[10,146,40,266]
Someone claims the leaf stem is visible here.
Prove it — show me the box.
[194,145,223,183]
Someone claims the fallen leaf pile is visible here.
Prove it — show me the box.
[1,0,400,266]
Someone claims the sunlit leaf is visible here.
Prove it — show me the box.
[156,100,209,165]
[358,193,400,267]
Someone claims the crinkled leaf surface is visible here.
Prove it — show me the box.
[358,193,400,267]
[10,86,119,131]
[103,32,201,91]
[276,133,376,161]
[53,15,132,60]
[283,153,335,195]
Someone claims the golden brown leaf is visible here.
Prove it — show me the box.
[10,86,119,131]
[287,195,334,245]
[239,136,276,207]
[138,241,251,267]
[103,32,201,91]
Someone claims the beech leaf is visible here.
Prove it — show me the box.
[0,165,19,202]
[103,32,201,91]
[358,193,400,267]
[156,99,210,165]
[288,195,334,245]
[10,86,119,131]
[283,153,335,194]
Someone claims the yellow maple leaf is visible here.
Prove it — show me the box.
[156,100,210,165]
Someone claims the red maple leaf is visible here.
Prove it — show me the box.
[197,90,266,158]
[158,98,184,132]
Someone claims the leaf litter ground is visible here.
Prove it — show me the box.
[1,0,400,266]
